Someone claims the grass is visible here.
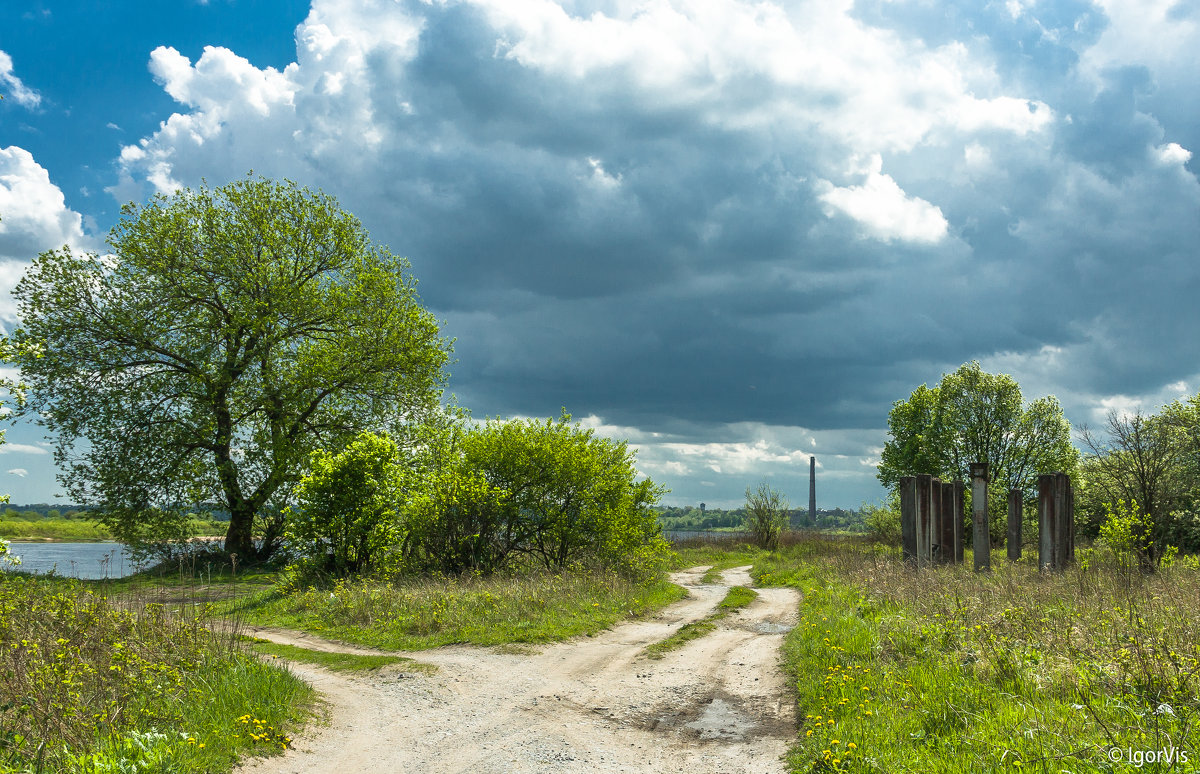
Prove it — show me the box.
[0,574,313,773]
[734,534,1200,773]
[225,567,687,651]
[0,517,228,542]
[644,584,759,659]
[245,637,436,674]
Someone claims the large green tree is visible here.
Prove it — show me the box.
[878,362,1077,540]
[7,177,450,559]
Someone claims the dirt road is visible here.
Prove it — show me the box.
[236,566,800,773]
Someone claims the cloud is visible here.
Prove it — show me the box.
[817,154,949,244]
[0,147,91,322]
[0,51,41,109]
[0,443,50,456]
[7,468,27,477]
[101,0,1200,506]
[0,147,87,259]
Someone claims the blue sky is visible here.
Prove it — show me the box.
[1,0,1198,509]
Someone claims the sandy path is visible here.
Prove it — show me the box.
[236,566,800,773]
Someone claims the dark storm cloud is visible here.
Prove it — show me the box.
[100,0,1200,505]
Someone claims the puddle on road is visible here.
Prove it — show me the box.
[642,692,791,742]
[682,698,757,741]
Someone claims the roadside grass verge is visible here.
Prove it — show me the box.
[0,575,312,773]
[224,568,687,651]
[748,536,1200,773]
[644,585,759,659]
[245,637,436,674]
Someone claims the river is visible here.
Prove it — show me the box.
[1,542,141,579]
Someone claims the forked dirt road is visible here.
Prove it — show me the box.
[236,566,800,773]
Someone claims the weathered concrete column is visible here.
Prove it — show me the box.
[929,477,943,564]
[970,462,990,572]
[1066,476,1075,564]
[1055,472,1074,569]
[953,480,965,564]
[939,481,955,565]
[1037,474,1055,571]
[1007,488,1022,561]
[916,473,933,568]
[900,476,917,567]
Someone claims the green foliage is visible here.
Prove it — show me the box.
[0,576,311,772]
[7,176,449,560]
[1079,402,1200,558]
[285,432,409,576]
[406,413,670,576]
[655,505,746,530]
[1094,499,1180,577]
[744,481,789,550]
[861,493,902,545]
[878,361,1078,542]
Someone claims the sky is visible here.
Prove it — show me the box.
[0,0,1198,510]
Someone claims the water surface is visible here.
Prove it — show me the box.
[2,542,139,579]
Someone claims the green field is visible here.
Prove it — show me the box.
[0,513,228,542]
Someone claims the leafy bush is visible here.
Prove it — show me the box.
[285,432,409,576]
[744,481,789,550]
[862,494,902,545]
[406,413,669,576]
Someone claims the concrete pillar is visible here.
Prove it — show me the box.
[1038,474,1055,572]
[970,462,990,572]
[1049,472,1075,570]
[916,474,933,568]
[953,480,965,564]
[1007,488,1022,561]
[939,481,955,565]
[900,476,917,567]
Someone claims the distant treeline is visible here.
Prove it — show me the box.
[2,505,92,520]
[655,505,866,532]
[2,504,232,522]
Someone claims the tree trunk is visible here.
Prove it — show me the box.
[224,501,257,560]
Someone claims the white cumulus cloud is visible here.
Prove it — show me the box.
[0,147,91,322]
[0,51,41,109]
[0,147,87,259]
[816,155,949,244]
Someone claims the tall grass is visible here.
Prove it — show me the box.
[755,536,1200,772]
[227,567,686,650]
[0,575,312,773]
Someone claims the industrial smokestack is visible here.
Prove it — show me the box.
[809,456,817,526]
